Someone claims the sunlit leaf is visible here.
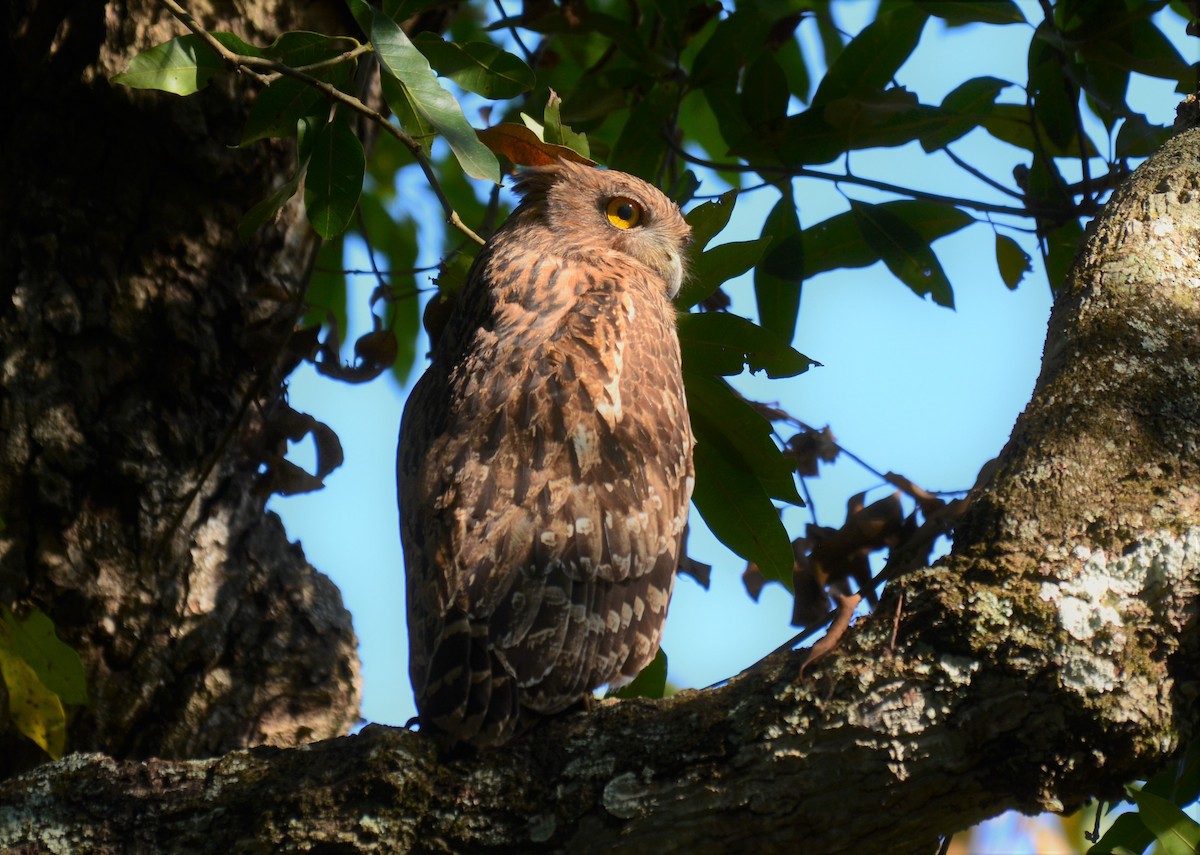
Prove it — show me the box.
[1126,786,1200,855]
[380,73,436,157]
[0,606,82,760]
[542,91,590,158]
[0,645,66,760]
[371,9,500,182]
[476,123,594,167]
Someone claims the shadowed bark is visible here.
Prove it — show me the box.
[0,0,361,775]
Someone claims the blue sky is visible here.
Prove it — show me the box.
[269,1,1190,847]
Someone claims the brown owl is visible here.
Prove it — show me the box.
[397,160,694,748]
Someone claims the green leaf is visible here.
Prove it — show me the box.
[0,645,66,760]
[1116,114,1172,159]
[1,606,87,706]
[995,234,1032,290]
[741,51,790,136]
[380,73,437,157]
[607,648,668,700]
[0,605,84,760]
[609,84,677,181]
[1028,23,1078,150]
[982,104,1101,158]
[755,190,803,345]
[921,75,1011,151]
[852,201,954,307]
[914,1,1027,25]
[678,311,815,379]
[802,200,972,280]
[686,372,802,506]
[676,237,772,310]
[304,235,349,338]
[1089,811,1156,854]
[112,33,261,95]
[262,31,353,66]
[239,114,325,240]
[685,190,739,251]
[542,92,590,159]
[371,10,500,183]
[241,77,327,144]
[1176,738,1200,807]
[304,114,365,239]
[809,4,928,109]
[1079,19,1193,87]
[1126,786,1200,855]
[411,33,534,100]
[690,439,794,586]
[1043,218,1085,295]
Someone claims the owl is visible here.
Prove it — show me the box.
[397,159,695,748]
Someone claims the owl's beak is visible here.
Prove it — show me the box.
[664,251,683,299]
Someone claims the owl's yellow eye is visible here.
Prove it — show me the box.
[606,197,643,229]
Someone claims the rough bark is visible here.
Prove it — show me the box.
[0,0,361,774]
[1,71,1198,855]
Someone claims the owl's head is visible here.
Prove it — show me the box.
[511,160,692,298]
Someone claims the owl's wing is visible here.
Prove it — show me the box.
[399,244,693,745]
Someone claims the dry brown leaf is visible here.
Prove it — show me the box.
[476,124,596,168]
[799,592,861,678]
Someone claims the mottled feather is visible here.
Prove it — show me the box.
[398,160,694,748]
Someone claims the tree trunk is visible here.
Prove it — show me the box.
[0,22,1197,844]
[0,0,360,775]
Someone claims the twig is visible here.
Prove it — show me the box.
[159,0,485,245]
[943,144,1023,198]
[669,141,1053,218]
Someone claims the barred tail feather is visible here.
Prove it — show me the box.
[418,610,520,748]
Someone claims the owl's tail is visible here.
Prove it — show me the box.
[417,609,521,749]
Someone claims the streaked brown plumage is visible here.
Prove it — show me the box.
[398,160,694,748]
